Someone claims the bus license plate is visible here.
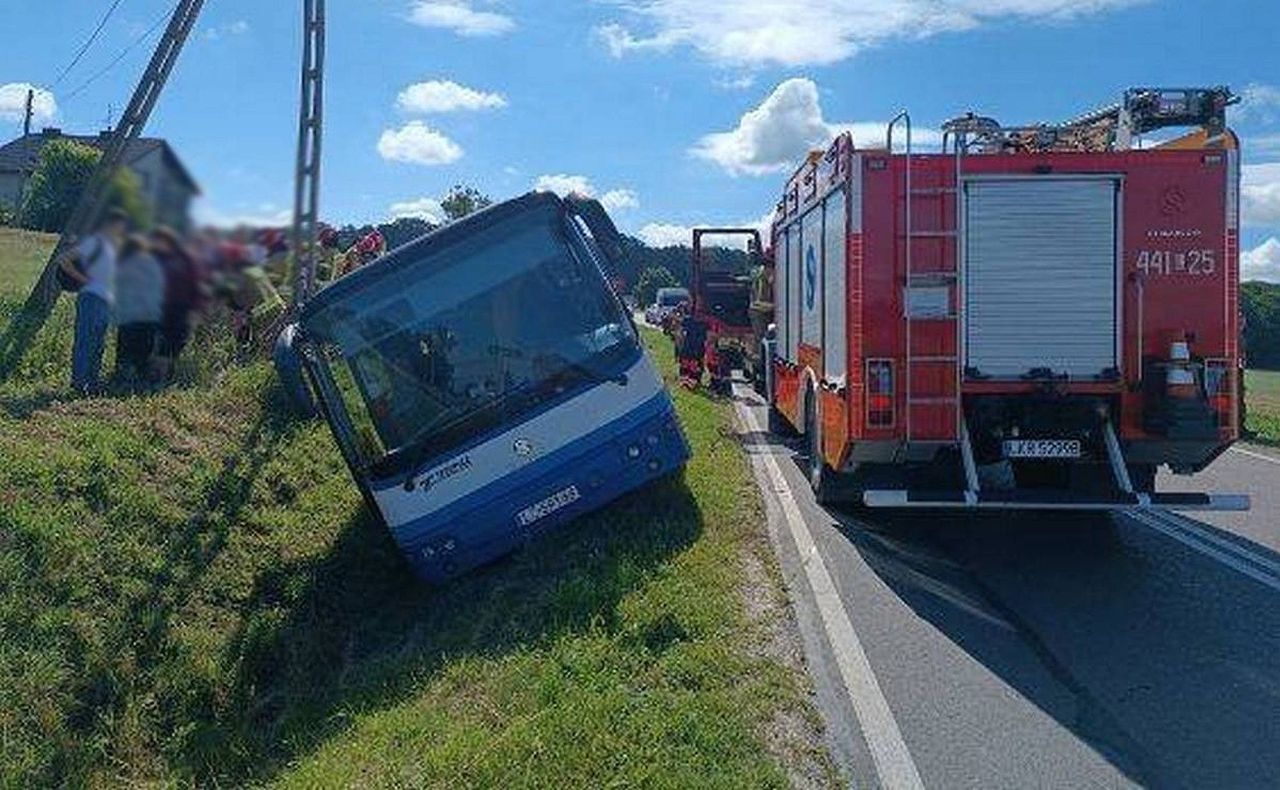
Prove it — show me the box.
[516,485,582,527]
[1003,439,1082,459]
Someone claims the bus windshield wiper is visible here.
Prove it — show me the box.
[394,383,545,490]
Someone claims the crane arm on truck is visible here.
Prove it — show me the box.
[943,86,1239,154]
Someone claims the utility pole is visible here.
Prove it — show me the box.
[290,0,326,307]
[22,88,34,136]
[0,0,207,381]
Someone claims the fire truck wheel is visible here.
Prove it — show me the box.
[768,403,796,437]
[1128,464,1157,494]
[805,394,836,505]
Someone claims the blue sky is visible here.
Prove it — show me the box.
[2,0,1279,276]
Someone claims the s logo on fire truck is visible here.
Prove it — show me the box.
[804,245,817,310]
[1160,186,1188,217]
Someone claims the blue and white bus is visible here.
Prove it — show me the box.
[296,192,689,583]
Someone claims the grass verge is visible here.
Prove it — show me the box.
[0,227,834,787]
[1246,369,1280,446]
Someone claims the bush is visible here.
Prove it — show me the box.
[19,139,150,233]
[635,265,679,307]
[1243,281,1280,369]
[0,202,14,228]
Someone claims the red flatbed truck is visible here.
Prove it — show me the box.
[763,87,1250,511]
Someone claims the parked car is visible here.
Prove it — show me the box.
[644,287,690,325]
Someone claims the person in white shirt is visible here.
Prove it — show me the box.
[60,209,128,394]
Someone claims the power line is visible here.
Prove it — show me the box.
[61,6,173,104]
[52,0,128,87]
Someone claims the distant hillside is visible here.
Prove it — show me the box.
[615,235,751,292]
[1244,281,1280,369]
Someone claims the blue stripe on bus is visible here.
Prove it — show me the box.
[385,392,688,583]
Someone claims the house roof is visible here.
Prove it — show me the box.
[0,130,201,194]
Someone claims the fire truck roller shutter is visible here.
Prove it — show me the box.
[822,188,847,384]
[786,222,802,362]
[964,178,1119,379]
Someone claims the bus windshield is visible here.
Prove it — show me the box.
[304,203,637,479]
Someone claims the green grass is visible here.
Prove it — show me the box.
[1245,369,1280,445]
[0,228,835,787]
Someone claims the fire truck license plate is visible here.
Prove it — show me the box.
[516,485,582,527]
[1002,439,1082,459]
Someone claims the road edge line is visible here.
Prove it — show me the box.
[737,400,925,790]
[1127,509,1280,593]
[1230,446,1280,466]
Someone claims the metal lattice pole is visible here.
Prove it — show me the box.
[290,0,326,307]
[0,0,206,380]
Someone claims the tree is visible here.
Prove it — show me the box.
[635,266,679,307]
[440,184,492,222]
[1243,281,1280,369]
[19,139,150,232]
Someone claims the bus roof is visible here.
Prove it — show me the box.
[300,190,563,321]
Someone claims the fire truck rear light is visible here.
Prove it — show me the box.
[1204,360,1233,427]
[867,360,895,428]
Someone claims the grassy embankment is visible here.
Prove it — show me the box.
[0,228,835,787]
[1246,369,1280,445]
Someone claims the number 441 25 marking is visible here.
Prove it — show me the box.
[1136,249,1216,276]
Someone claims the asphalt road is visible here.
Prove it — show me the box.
[732,385,1280,790]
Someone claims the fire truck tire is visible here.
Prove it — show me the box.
[805,393,837,505]
[768,403,796,438]
[1128,464,1157,494]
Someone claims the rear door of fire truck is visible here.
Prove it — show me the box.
[964,177,1119,380]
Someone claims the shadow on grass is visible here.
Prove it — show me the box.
[64,382,301,752]
[178,468,705,784]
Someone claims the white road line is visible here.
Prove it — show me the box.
[1162,512,1280,577]
[1127,509,1280,594]
[1230,446,1280,467]
[738,400,925,790]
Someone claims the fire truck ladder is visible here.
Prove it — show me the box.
[0,0,206,381]
[888,112,978,498]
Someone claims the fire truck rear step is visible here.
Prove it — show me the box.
[862,489,1249,512]
[863,417,1249,512]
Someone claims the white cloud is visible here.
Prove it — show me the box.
[637,222,693,248]
[0,83,56,125]
[389,196,445,224]
[637,211,775,249]
[692,79,831,176]
[596,0,1141,67]
[1243,163,1280,227]
[1239,83,1280,125]
[532,175,639,211]
[377,122,464,165]
[534,174,594,196]
[1248,135,1280,157]
[408,1,515,37]
[1243,237,1280,282]
[691,78,940,177]
[713,74,756,91]
[601,189,639,211]
[397,80,507,114]
[203,20,250,40]
[194,201,292,229]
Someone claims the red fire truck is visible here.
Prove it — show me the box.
[764,87,1249,511]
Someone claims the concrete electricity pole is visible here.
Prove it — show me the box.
[23,88,34,136]
[290,0,327,307]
